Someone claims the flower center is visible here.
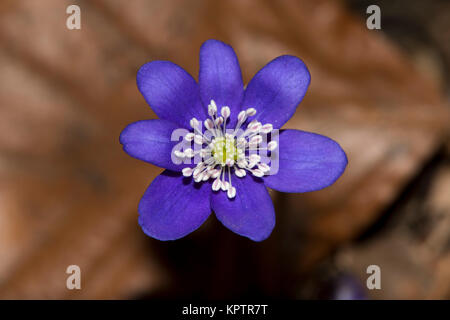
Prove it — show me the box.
[177,100,277,199]
[211,136,239,165]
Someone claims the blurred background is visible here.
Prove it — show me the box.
[0,0,449,299]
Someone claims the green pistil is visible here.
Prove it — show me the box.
[212,137,238,165]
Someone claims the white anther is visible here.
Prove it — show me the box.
[212,178,222,191]
[246,108,257,116]
[194,173,204,182]
[237,159,248,168]
[200,149,209,157]
[227,186,236,199]
[221,106,230,118]
[251,169,264,177]
[267,141,278,151]
[210,100,217,109]
[193,167,201,177]
[182,167,193,177]
[221,181,230,191]
[190,118,199,129]
[249,154,261,163]
[184,148,194,158]
[185,133,195,142]
[248,161,258,169]
[204,119,214,131]
[247,119,258,126]
[194,135,203,145]
[237,110,247,123]
[261,124,273,133]
[234,168,246,177]
[258,163,270,172]
[249,135,263,145]
[248,121,262,132]
[202,173,210,181]
[215,117,224,126]
[236,137,246,146]
[208,101,217,116]
[174,150,185,158]
[225,159,235,167]
[211,169,221,179]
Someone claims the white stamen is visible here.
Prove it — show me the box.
[234,168,246,177]
[212,178,222,191]
[251,169,264,177]
[182,167,193,177]
[204,118,214,131]
[174,150,185,158]
[267,141,277,151]
[194,135,203,145]
[237,159,248,168]
[184,148,194,158]
[194,173,204,182]
[261,124,273,133]
[258,163,270,172]
[221,181,230,191]
[200,149,209,157]
[185,132,195,141]
[208,101,217,116]
[193,167,202,177]
[210,99,217,110]
[211,169,221,179]
[227,186,236,199]
[181,106,275,198]
[237,137,246,146]
[221,106,230,118]
[249,154,261,163]
[225,159,234,167]
[237,110,247,123]
[249,135,263,145]
[246,108,257,116]
[248,161,258,169]
[190,118,199,129]
[248,121,262,133]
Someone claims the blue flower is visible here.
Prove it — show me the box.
[120,39,347,242]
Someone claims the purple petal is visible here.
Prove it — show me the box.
[199,39,244,127]
[211,175,275,241]
[139,171,212,241]
[264,130,347,193]
[243,55,310,129]
[120,119,186,171]
[137,61,207,128]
